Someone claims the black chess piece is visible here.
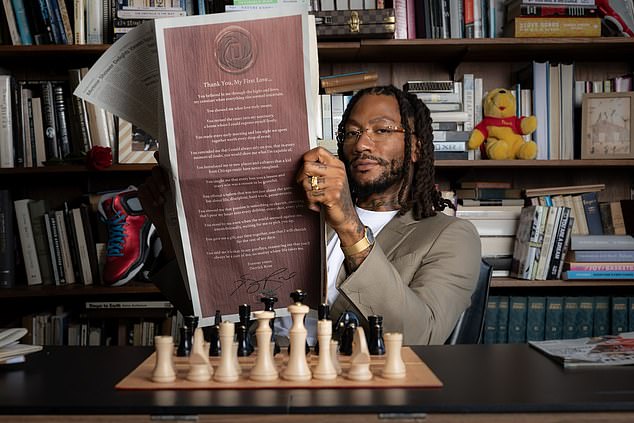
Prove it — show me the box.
[287,289,310,354]
[368,314,386,356]
[314,303,330,354]
[176,315,198,357]
[333,310,360,343]
[260,295,280,355]
[238,304,254,355]
[339,322,356,356]
[208,310,222,357]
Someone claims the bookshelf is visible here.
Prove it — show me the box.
[1,35,633,345]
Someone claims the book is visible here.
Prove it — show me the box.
[483,296,499,344]
[85,301,173,309]
[78,204,100,284]
[506,3,599,19]
[593,296,609,337]
[432,131,470,141]
[562,270,634,280]
[27,199,53,285]
[523,184,604,198]
[459,181,512,189]
[1,0,21,45]
[13,199,42,285]
[54,209,76,284]
[570,235,634,251]
[611,297,628,335]
[52,83,71,158]
[460,199,526,207]
[562,296,579,339]
[457,188,522,200]
[510,17,601,37]
[511,205,546,280]
[456,205,523,219]
[577,297,594,338]
[547,207,572,280]
[581,191,603,235]
[508,296,528,343]
[469,219,519,237]
[70,207,93,285]
[0,190,14,288]
[544,296,564,340]
[566,250,634,262]
[0,75,14,168]
[9,0,33,45]
[44,211,64,285]
[323,80,378,94]
[526,296,546,341]
[565,262,634,271]
[481,236,516,257]
[497,296,509,343]
[319,71,378,89]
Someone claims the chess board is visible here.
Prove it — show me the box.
[116,347,442,390]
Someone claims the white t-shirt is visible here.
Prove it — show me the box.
[275,207,397,345]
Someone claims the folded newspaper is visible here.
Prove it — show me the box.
[529,332,634,368]
[0,328,42,365]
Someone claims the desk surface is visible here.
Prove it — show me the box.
[1,345,633,417]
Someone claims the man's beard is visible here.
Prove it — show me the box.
[349,155,406,200]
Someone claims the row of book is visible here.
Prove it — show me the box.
[484,295,634,345]
[0,69,115,168]
[21,303,180,347]
[563,234,634,280]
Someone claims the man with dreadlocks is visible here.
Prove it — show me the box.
[296,85,481,345]
[140,85,480,346]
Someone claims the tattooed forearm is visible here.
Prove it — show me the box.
[343,244,372,274]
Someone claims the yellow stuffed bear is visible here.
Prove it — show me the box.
[468,88,538,160]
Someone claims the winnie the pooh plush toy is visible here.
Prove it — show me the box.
[468,88,538,160]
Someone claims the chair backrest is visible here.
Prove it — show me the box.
[446,260,493,345]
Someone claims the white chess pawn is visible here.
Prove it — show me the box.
[313,320,337,380]
[152,335,176,383]
[346,326,372,381]
[187,353,212,382]
[281,303,312,381]
[214,321,239,382]
[330,339,342,376]
[249,311,278,382]
[381,332,406,379]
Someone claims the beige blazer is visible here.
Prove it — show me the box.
[329,211,481,346]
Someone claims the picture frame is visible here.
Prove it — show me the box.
[581,91,634,159]
[116,118,159,164]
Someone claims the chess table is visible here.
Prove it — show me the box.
[1,345,634,422]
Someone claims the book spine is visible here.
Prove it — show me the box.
[0,76,14,168]
[546,206,571,279]
[71,208,93,285]
[518,5,598,17]
[9,79,21,167]
[571,235,634,251]
[14,199,42,285]
[513,17,601,37]
[74,0,85,44]
[563,270,634,280]
[27,200,53,285]
[593,296,609,337]
[86,0,103,44]
[62,204,82,283]
[483,295,498,344]
[581,191,603,235]
[496,296,509,343]
[544,296,563,340]
[570,250,634,262]
[526,296,546,342]
[0,190,15,288]
[576,296,594,338]
[611,297,628,335]
[562,296,578,339]
[67,69,91,152]
[567,263,634,271]
[2,0,22,44]
[40,81,59,159]
[46,0,67,44]
[507,296,527,343]
[57,0,74,44]
[9,0,33,44]
[54,210,75,284]
[79,204,101,284]
[320,72,377,89]
[44,211,65,284]
[521,0,595,4]
[53,84,71,158]
[433,141,467,152]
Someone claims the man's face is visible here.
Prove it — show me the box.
[342,94,409,199]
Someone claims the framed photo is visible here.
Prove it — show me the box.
[116,119,159,164]
[581,92,634,159]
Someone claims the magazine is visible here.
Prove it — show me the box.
[529,332,634,368]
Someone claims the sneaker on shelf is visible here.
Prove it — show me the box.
[98,187,155,286]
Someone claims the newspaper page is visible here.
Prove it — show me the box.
[75,7,322,326]
[529,332,634,368]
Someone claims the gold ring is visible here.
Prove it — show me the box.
[310,175,319,191]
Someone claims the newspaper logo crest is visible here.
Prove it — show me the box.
[214,26,256,74]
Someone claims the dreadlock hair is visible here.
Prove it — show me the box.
[336,85,453,220]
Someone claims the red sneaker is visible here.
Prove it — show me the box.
[99,189,155,286]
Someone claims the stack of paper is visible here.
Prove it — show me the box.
[0,328,42,364]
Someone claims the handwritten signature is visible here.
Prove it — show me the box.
[231,267,297,296]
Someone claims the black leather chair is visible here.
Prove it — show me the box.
[446,260,493,345]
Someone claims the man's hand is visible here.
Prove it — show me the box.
[295,147,364,248]
[138,152,176,260]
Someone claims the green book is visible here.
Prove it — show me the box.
[577,297,594,338]
[484,296,499,344]
[562,297,579,339]
[612,297,629,335]
[507,296,528,343]
[497,296,509,344]
[593,296,610,337]
[545,296,564,340]
[526,296,546,341]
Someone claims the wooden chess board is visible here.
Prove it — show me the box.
[116,347,442,390]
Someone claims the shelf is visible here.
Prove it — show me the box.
[434,159,634,168]
[318,37,634,63]
[491,277,634,288]
[2,38,632,64]
[0,282,161,299]
[0,164,154,175]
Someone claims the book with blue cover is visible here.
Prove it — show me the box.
[562,270,634,280]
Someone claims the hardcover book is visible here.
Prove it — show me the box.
[508,296,528,343]
[526,296,546,342]
[497,296,509,343]
[611,297,628,335]
[510,17,601,37]
[0,190,15,288]
[562,297,579,339]
[544,296,564,340]
[593,296,610,337]
[484,295,499,344]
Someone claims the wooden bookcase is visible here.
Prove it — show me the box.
[1,37,633,342]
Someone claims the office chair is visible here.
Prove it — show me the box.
[446,260,493,345]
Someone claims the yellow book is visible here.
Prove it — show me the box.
[512,17,601,38]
